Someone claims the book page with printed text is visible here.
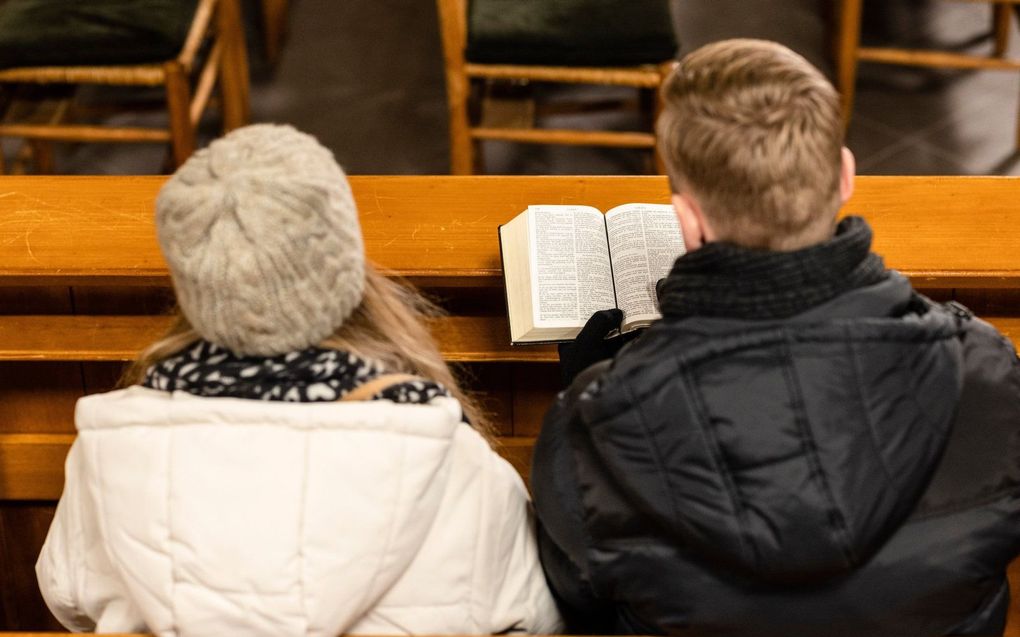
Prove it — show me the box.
[528,205,617,329]
[605,203,685,330]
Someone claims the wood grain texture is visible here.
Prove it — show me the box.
[177,0,218,69]
[994,3,1014,58]
[0,65,166,86]
[0,505,63,631]
[0,363,82,434]
[0,434,73,500]
[0,176,1018,287]
[2,313,1019,363]
[215,0,251,131]
[261,0,289,64]
[464,363,514,436]
[0,287,71,314]
[511,365,560,437]
[0,315,558,362]
[434,0,473,174]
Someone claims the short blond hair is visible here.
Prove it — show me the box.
[657,39,844,250]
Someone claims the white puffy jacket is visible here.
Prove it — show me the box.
[36,386,562,636]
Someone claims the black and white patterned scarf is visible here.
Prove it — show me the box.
[143,340,451,405]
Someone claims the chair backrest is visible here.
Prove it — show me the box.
[435,0,468,68]
[462,0,677,67]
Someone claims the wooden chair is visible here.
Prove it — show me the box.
[0,0,251,173]
[261,0,289,64]
[837,0,1020,145]
[435,0,677,174]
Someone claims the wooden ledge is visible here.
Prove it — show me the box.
[0,315,558,363]
[0,433,74,500]
[0,176,1019,289]
[0,315,1015,364]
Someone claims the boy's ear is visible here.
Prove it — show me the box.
[672,192,710,251]
[840,147,856,205]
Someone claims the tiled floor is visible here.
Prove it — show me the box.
[848,2,1020,176]
[4,0,1020,176]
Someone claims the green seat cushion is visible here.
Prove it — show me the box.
[465,0,677,67]
[0,0,199,70]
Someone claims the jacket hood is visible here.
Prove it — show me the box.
[579,277,965,584]
[73,386,464,636]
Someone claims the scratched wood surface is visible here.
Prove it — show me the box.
[1,176,1019,287]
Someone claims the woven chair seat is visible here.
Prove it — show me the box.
[0,0,199,70]
[465,0,677,67]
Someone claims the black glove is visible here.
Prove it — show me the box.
[558,309,636,388]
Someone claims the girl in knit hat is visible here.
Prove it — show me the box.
[35,124,562,637]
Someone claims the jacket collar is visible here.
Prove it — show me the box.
[76,385,465,433]
[658,216,889,321]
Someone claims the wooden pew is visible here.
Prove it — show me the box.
[1,175,1020,288]
[1,175,1020,632]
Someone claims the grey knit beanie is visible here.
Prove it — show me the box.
[156,123,365,356]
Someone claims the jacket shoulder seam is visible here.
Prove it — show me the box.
[847,332,894,483]
[780,334,858,566]
[672,355,754,563]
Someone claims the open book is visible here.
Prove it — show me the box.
[499,203,686,344]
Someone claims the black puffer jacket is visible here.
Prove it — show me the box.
[533,237,1020,636]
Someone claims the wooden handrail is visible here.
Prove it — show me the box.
[0,314,1013,362]
[0,176,1018,287]
[0,315,558,363]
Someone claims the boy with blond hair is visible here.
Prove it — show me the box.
[532,39,1020,636]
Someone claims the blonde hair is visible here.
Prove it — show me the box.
[121,265,491,439]
[657,39,844,251]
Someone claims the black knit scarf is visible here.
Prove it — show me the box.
[143,340,451,405]
[658,216,889,320]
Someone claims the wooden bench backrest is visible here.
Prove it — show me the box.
[1,175,1019,287]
